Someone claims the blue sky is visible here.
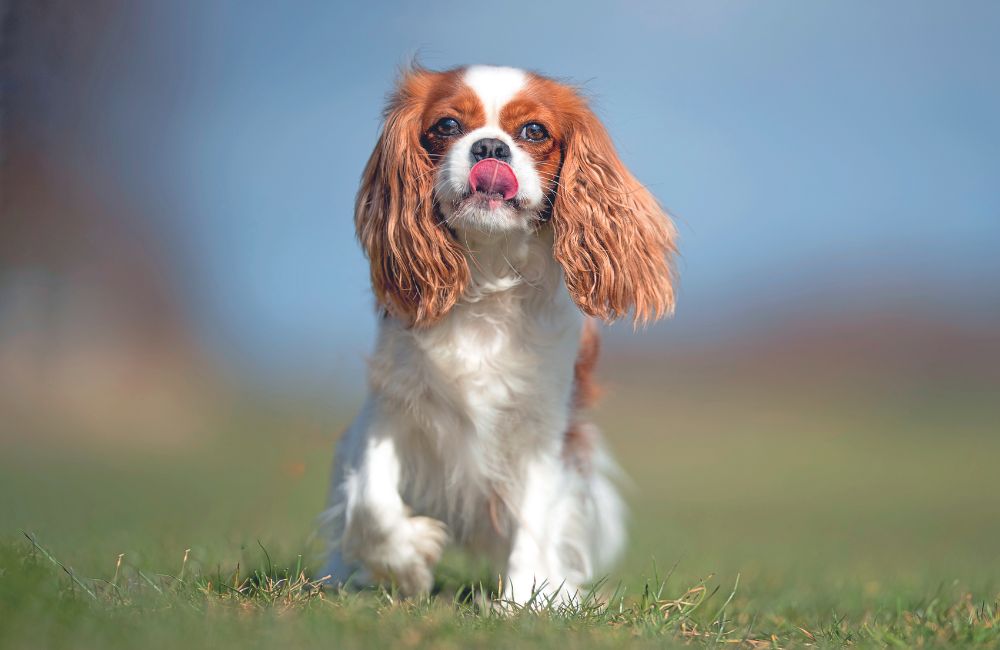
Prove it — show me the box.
[81,1,1000,377]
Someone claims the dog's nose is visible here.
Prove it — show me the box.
[470,138,512,164]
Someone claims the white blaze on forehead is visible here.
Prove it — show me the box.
[463,66,527,126]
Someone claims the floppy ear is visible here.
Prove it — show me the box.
[355,69,469,327]
[551,107,677,325]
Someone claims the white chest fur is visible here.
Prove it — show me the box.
[365,226,583,538]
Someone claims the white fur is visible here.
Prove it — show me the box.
[463,65,526,126]
[321,66,626,606]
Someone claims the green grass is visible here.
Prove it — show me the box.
[5,534,998,649]
[2,362,999,648]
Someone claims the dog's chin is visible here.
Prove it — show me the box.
[443,191,533,234]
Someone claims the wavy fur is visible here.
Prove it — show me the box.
[355,68,469,326]
[552,102,677,324]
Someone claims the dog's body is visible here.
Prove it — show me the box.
[321,65,675,604]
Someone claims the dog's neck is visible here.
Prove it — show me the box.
[451,224,561,301]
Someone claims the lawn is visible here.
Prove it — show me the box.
[2,345,998,648]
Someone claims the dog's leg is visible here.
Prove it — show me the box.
[322,411,448,597]
[500,456,582,608]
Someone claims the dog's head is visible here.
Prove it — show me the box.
[356,65,677,326]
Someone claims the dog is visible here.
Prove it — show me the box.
[321,65,676,605]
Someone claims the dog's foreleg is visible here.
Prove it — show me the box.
[324,411,448,597]
[500,456,581,608]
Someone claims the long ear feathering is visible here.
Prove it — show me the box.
[355,68,469,326]
[551,97,678,326]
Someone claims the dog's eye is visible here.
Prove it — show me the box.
[433,117,462,137]
[519,122,548,142]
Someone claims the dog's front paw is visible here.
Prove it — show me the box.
[498,575,582,611]
[365,516,449,597]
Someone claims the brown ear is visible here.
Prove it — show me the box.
[551,106,677,325]
[355,68,469,326]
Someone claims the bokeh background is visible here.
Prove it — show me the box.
[2,0,998,607]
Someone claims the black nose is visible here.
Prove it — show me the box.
[470,138,511,164]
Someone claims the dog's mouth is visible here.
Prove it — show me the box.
[467,159,518,210]
[463,191,516,211]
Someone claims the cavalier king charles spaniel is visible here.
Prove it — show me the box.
[321,65,677,605]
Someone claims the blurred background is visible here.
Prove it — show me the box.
[2,0,998,605]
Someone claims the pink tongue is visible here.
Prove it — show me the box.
[469,159,518,200]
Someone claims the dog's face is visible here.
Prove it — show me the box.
[356,65,677,327]
[426,66,560,234]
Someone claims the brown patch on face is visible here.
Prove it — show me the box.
[498,79,568,204]
[419,73,486,163]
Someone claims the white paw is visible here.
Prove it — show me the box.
[363,516,449,597]
[499,575,582,610]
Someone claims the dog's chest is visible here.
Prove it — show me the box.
[427,295,576,424]
[372,286,580,448]
[384,287,582,538]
